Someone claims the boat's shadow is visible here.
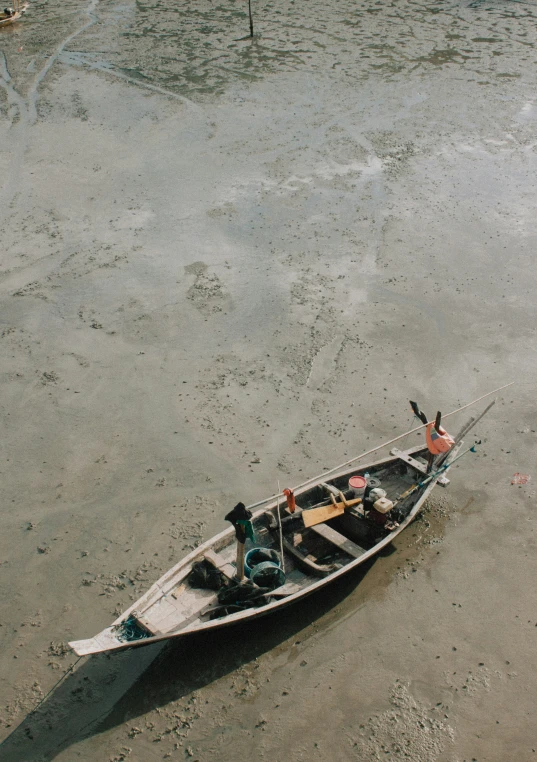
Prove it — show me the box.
[0,553,388,761]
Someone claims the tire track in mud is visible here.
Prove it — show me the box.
[0,0,203,226]
[57,49,205,110]
[0,50,27,208]
[0,0,100,213]
[0,0,201,290]
[25,0,100,126]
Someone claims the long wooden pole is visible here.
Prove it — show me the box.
[236,541,245,582]
[246,382,513,511]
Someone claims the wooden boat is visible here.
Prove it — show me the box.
[69,441,466,657]
[0,2,28,27]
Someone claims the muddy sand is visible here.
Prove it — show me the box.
[1,0,536,760]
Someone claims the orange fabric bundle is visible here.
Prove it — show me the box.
[426,423,455,455]
[283,488,296,513]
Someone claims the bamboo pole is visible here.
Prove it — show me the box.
[246,382,513,511]
[276,480,285,573]
[291,383,512,492]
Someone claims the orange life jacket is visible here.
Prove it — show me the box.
[426,423,455,455]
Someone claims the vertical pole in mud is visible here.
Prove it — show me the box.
[248,0,254,37]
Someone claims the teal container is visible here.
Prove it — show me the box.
[245,547,281,578]
[250,561,286,590]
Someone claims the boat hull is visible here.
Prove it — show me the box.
[0,4,27,26]
[69,446,449,656]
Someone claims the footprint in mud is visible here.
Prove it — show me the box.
[77,306,105,330]
[65,352,90,368]
[115,298,184,345]
[323,125,371,167]
[13,281,49,300]
[206,202,237,219]
[185,261,232,316]
[365,130,418,179]
[349,681,454,761]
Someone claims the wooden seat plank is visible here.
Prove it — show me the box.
[390,447,428,474]
[204,549,236,579]
[390,448,450,485]
[309,524,366,558]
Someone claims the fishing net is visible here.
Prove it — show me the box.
[217,580,270,606]
[189,560,229,591]
[114,614,152,643]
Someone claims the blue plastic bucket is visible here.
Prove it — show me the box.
[245,547,281,578]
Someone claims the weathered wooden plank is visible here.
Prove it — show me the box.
[281,537,337,577]
[204,549,236,579]
[309,523,366,558]
[390,447,428,474]
[390,447,449,485]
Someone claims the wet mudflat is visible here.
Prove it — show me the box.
[1,1,536,760]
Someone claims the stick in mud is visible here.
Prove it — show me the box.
[248,0,254,37]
